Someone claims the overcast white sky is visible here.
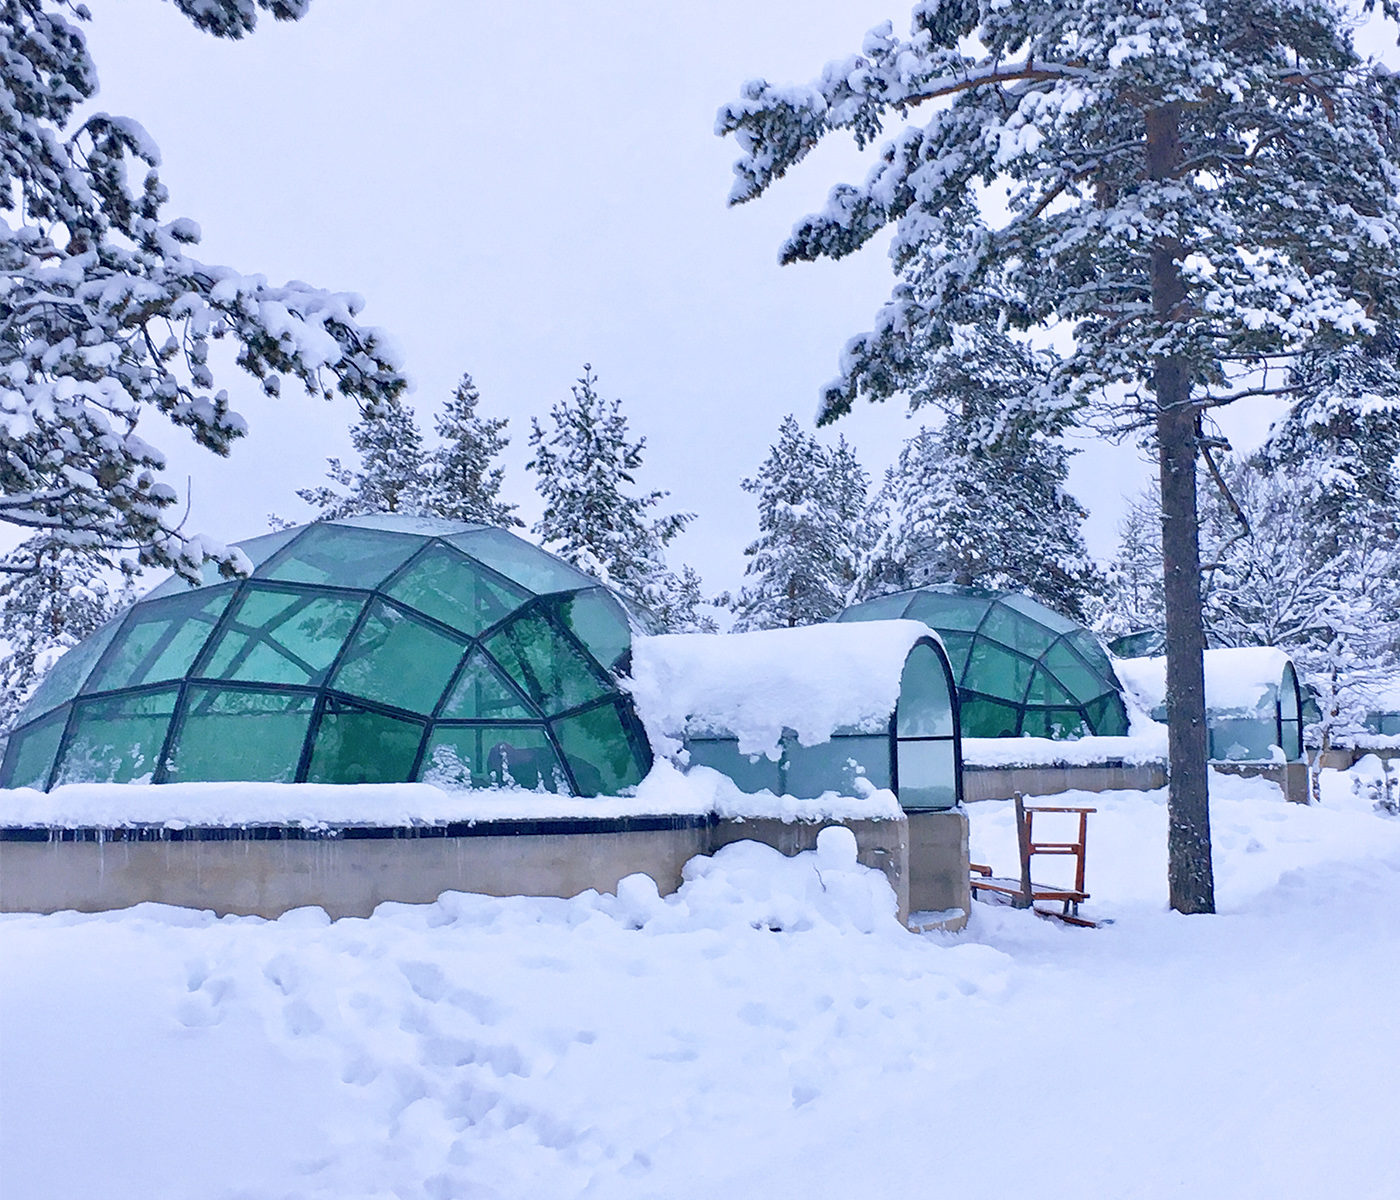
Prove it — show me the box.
[78,1,1400,594]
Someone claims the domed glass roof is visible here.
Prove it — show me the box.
[838,585,1129,739]
[0,516,652,796]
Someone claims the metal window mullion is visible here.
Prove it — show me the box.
[151,679,192,784]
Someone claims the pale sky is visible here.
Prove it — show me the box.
[75,1,1400,594]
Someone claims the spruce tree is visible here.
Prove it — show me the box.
[1099,494,1166,641]
[428,374,521,527]
[719,0,1400,912]
[733,416,869,630]
[295,396,429,520]
[0,1,405,582]
[528,365,705,629]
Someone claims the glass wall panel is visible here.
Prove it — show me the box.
[86,586,233,692]
[1023,667,1078,708]
[908,592,988,632]
[965,640,1034,703]
[56,688,179,784]
[306,702,424,784]
[684,739,782,794]
[385,544,528,636]
[448,529,596,595]
[938,630,974,682]
[19,615,124,721]
[553,589,631,673]
[420,724,566,791]
[979,604,1057,658]
[1020,708,1089,740]
[201,588,364,686]
[960,696,1022,738]
[1083,693,1130,737]
[785,734,891,798]
[551,703,646,796]
[1208,718,1277,762]
[484,613,608,715]
[897,643,955,737]
[330,600,466,715]
[438,650,536,719]
[1067,632,1117,677]
[165,687,315,782]
[262,523,419,588]
[1041,641,1105,699]
[1001,592,1080,634]
[896,738,958,810]
[837,592,912,622]
[147,528,305,599]
[0,710,68,790]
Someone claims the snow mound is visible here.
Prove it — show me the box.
[1115,646,1293,715]
[628,619,939,757]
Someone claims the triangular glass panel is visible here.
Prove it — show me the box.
[386,543,529,636]
[439,649,536,720]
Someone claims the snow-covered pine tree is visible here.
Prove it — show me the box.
[859,329,1099,618]
[719,0,1400,913]
[1099,492,1165,641]
[427,373,521,527]
[0,536,132,740]
[529,366,706,630]
[733,416,869,630]
[0,1,405,582]
[295,396,429,520]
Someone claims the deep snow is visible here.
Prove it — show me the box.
[4,768,1400,1200]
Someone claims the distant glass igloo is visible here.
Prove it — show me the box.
[838,585,1130,739]
[0,516,653,795]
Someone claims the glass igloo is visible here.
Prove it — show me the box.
[0,516,653,796]
[838,585,1129,740]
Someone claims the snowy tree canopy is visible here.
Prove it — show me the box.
[427,373,520,528]
[294,395,428,522]
[733,415,870,631]
[0,0,405,580]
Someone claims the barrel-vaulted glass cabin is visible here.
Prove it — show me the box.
[627,621,962,810]
[0,517,654,796]
[1114,647,1304,762]
[839,586,1129,741]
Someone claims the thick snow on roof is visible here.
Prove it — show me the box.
[1115,647,1294,716]
[628,620,941,758]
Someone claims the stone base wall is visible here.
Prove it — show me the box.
[0,808,973,931]
[1210,759,1311,804]
[962,762,1167,802]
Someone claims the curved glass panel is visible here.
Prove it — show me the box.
[553,589,632,674]
[330,600,467,715]
[18,614,125,722]
[386,543,528,636]
[960,695,1023,739]
[896,643,955,738]
[438,650,535,720]
[835,591,911,622]
[85,586,233,693]
[552,703,645,795]
[420,724,565,792]
[448,529,596,595]
[0,710,68,790]
[56,688,180,785]
[260,523,420,588]
[306,700,424,784]
[166,687,315,782]
[202,588,365,686]
[484,613,608,716]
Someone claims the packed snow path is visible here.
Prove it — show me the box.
[4,775,1400,1200]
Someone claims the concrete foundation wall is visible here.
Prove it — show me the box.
[962,762,1167,802]
[1211,759,1310,804]
[0,808,972,930]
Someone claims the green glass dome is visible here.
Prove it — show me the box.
[837,585,1129,739]
[0,516,652,796]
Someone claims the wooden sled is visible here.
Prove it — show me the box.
[970,793,1102,928]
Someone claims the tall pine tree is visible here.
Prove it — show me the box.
[295,396,429,521]
[733,416,869,630]
[427,373,520,527]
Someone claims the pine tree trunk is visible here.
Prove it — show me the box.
[1147,102,1216,914]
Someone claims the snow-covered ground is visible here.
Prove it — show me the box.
[5,769,1400,1200]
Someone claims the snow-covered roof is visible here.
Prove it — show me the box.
[1114,647,1294,716]
[627,620,943,758]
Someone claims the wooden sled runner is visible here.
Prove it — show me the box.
[970,793,1102,928]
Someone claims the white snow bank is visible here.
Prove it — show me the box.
[1115,646,1294,715]
[0,759,901,829]
[628,619,940,757]
[961,728,1167,767]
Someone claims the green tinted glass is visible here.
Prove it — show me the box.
[202,588,364,686]
[144,528,305,600]
[306,701,424,784]
[0,710,68,790]
[960,696,1022,738]
[262,523,420,588]
[684,738,782,795]
[1083,693,1129,736]
[484,613,608,715]
[938,630,974,682]
[551,703,646,796]
[330,600,466,715]
[1208,718,1277,762]
[86,586,233,692]
[896,737,958,810]
[908,592,989,633]
[1067,631,1116,676]
[1041,640,1105,701]
[965,639,1035,704]
[448,529,596,594]
[166,687,315,782]
[896,643,955,737]
[385,543,528,635]
[838,592,912,622]
[979,601,1057,658]
[438,650,535,720]
[1000,591,1080,634]
[420,724,565,791]
[55,688,179,784]
[1023,666,1077,708]
[20,615,124,721]
[553,589,631,673]
[785,734,890,799]
[1020,708,1088,739]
